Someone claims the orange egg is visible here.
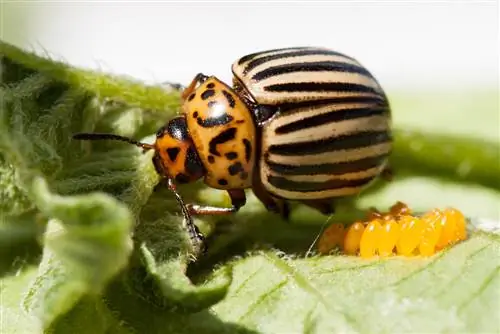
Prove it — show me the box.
[436,210,457,250]
[319,203,467,259]
[378,219,401,257]
[317,223,345,254]
[396,216,424,256]
[444,207,467,241]
[343,222,365,255]
[418,210,443,256]
[419,240,435,256]
[360,220,382,258]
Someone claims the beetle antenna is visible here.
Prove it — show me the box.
[73,133,155,152]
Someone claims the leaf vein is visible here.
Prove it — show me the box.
[237,279,289,322]
[431,243,491,298]
[458,265,500,313]
[263,252,359,331]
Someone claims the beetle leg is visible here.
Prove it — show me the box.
[186,189,246,216]
[166,178,207,255]
[277,200,290,221]
[251,176,290,220]
[381,164,394,181]
[181,73,209,100]
[300,199,335,216]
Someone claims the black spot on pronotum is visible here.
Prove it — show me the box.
[152,152,164,175]
[236,120,245,124]
[201,89,215,100]
[228,162,244,176]
[166,147,180,161]
[185,146,205,177]
[188,93,196,101]
[243,138,252,162]
[225,152,238,160]
[208,155,215,164]
[196,113,234,128]
[209,128,237,156]
[222,90,236,108]
[193,111,199,118]
[206,83,215,89]
[175,173,190,184]
[218,178,228,186]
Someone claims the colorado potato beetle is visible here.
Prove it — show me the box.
[73,46,392,254]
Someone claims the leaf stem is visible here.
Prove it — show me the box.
[1,40,181,112]
[390,129,500,190]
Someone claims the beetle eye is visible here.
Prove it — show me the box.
[156,124,169,138]
[166,117,189,141]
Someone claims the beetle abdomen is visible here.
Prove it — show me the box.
[261,103,391,200]
[233,47,391,200]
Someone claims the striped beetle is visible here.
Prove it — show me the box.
[73,46,392,253]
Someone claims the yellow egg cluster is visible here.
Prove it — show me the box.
[318,202,467,258]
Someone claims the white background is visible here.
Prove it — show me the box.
[3,1,498,91]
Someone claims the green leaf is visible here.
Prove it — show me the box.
[0,211,42,277]
[0,159,33,216]
[210,232,500,334]
[101,274,255,334]
[3,225,498,333]
[126,186,233,313]
[1,40,499,334]
[22,177,134,328]
[1,39,227,331]
[46,296,134,334]
[136,244,232,312]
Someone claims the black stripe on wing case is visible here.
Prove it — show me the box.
[271,96,388,113]
[267,175,374,192]
[274,106,388,134]
[251,61,373,81]
[264,82,380,95]
[268,131,391,156]
[243,49,355,74]
[265,154,388,176]
[237,47,310,65]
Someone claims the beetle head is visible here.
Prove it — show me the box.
[72,116,205,186]
[153,116,205,184]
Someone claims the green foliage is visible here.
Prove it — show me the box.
[1,40,499,334]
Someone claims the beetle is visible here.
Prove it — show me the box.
[73,46,392,254]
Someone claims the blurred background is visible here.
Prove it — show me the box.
[2,1,499,219]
